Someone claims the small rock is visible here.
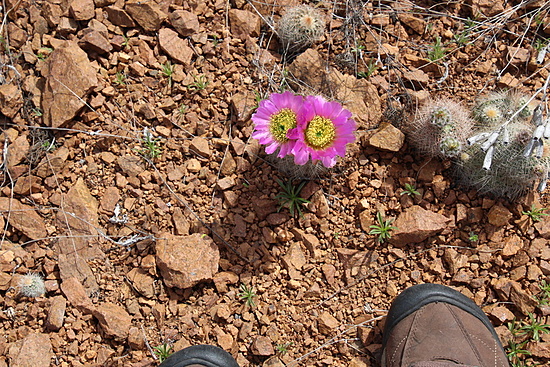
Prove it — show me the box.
[252,199,277,220]
[158,28,194,66]
[443,248,468,275]
[79,28,113,54]
[368,124,405,152]
[190,137,211,157]
[390,205,450,246]
[501,234,523,257]
[156,233,219,289]
[231,91,256,122]
[60,277,94,313]
[125,0,167,31]
[128,327,146,350]
[186,158,201,173]
[470,0,505,17]
[250,336,274,356]
[398,13,425,34]
[8,333,52,367]
[228,9,260,39]
[359,210,372,232]
[42,41,98,128]
[69,0,95,21]
[56,177,98,235]
[0,83,23,118]
[213,271,239,293]
[486,305,515,324]
[105,6,136,27]
[13,175,42,196]
[318,311,339,334]
[126,268,155,298]
[46,296,67,331]
[217,177,235,190]
[528,341,550,358]
[487,204,512,227]
[510,283,537,315]
[117,155,143,177]
[402,69,429,86]
[282,242,307,273]
[0,197,47,240]
[169,10,200,37]
[497,73,519,89]
[93,302,132,340]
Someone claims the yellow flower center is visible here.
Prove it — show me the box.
[485,108,499,119]
[304,116,336,150]
[269,109,297,143]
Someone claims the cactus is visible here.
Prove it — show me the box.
[407,98,474,159]
[277,5,325,54]
[267,153,329,179]
[472,90,533,127]
[17,273,46,298]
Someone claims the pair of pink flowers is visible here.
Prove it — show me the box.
[251,92,356,168]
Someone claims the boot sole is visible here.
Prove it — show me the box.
[159,344,240,367]
[382,283,503,351]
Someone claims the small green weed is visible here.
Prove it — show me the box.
[188,75,208,91]
[468,231,479,243]
[357,59,378,79]
[238,284,256,307]
[506,339,530,366]
[176,103,187,117]
[275,342,293,355]
[122,34,130,47]
[534,38,548,52]
[351,41,365,53]
[153,343,173,363]
[522,205,548,222]
[454,32,470,46]
[139,130,162,159]
[507,318,522,336]
[400,183,420,197]
[37,47,53,60]
[41,139,56,152]
[114,72,126,86]
[519,313,550,342]
[161,61,175,88]
[369,212,397,243]
[210,34,220,46]
[428,36,447,63]
[32,108,43,117]
[535,280,550,305]
[275,179,310,218]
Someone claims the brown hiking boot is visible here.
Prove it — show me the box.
[382,283,510,367]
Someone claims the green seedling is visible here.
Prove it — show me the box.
[534,38,548,52]
[32,108,43,117]
[37,47,53,60]
[351,41,365,53]
[114,72,126,86]
[188,75,208,91]
[400,183,420,196]
[153,343,173,363]
[176,104,187,117]
[122,34,130,48]
[138,130,162,159]
[468,232,479,243]
[454,32,470,46]
[275,342,293,355]
[535,280,550,305]
[369,212,397,243]
[357,59,378,79]
[238,284,256,307]
[161,61,175,88]
[275,179,310,218]
[519,313,550,342]
[428,36,447,63]
[507,317,522,336]
[506,339,530,365]
[210,34,220,46]
[41,138,56,152]
[522,205,548,222]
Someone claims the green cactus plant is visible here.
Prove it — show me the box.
[277,5,326,54]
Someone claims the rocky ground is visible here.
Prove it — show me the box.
[1,0,550,366]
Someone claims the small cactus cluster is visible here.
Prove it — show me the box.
[408,90,549,200]
[17,273,46,298]
[277,5,325,54]
[407,98,474,159]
